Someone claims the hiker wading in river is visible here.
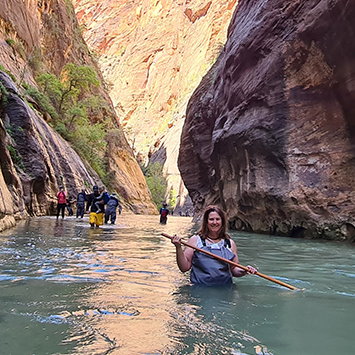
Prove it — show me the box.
[86,185,105,228]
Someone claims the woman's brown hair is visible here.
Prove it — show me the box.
[197,205,230,240]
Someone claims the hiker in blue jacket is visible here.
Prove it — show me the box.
[76,188,87,218]
[105,193,121,225]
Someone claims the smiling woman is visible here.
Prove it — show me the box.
[170,205,257,285]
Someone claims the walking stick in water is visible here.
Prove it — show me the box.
[161,233,302,291]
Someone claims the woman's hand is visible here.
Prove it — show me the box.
[246,265,257,274]
[232,265,258,277]
[171,235,182,247]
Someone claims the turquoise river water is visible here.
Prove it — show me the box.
[0,214,354,355]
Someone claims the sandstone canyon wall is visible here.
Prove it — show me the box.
[0,0,156,230]
[179,0,355,240]
[0,69,99,226]
[72,0,238,212]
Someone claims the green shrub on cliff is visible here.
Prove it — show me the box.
[142,162,167,208]
[5,37,26,60]
[70,121,107,178]
[7,145,25,171]
[23,84,58,120]
[0,64,16,83]
[36,64,99,117]
[34,73,61,107]
[169,188,177,208]
[32,63,109,179]
[0,82,9,104]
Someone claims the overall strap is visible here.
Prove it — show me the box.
[224,239,231,248]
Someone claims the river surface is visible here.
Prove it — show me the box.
[0,215,354,355]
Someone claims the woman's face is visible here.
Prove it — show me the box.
[207,211,222,234]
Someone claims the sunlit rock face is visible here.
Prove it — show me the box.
[0,0,157,222]
[179,0,355,240]
[72,0,238,210]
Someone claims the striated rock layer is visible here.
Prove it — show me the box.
[72,0,238,211]
[0,0,156,229]
[179,0,355,240]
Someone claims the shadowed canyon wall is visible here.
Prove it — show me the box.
[0,70,100,225]
[72,0,238,211]
[0,0,156,230]
[179,0,355,240]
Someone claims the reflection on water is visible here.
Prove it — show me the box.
[0,215,354,355]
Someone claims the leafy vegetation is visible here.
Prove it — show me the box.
[142,163,178,210]
[36,63,100,117]
[0,82,9,104]
[5,38,15,46]
[7,145,25,170]
[0,64,16,83]
[23,83,58,120]
[5,124,23,138]
[24,63,110,179]
[5,37,26,60]
[142,162,167,208]
[70,122,107,178]
[0,10,117,183]
[169,188,177,208]
[1,60,113,181]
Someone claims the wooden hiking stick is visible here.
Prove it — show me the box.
[162,233,302,291]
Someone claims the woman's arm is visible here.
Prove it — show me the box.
[171,235,197,272]
[229,239,257,277]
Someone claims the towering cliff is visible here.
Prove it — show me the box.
[179,0,355,240]
[0,0,156,230]
[0,70,100,225]
[72,0,238,211]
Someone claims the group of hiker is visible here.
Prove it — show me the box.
[56,185,122,227]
